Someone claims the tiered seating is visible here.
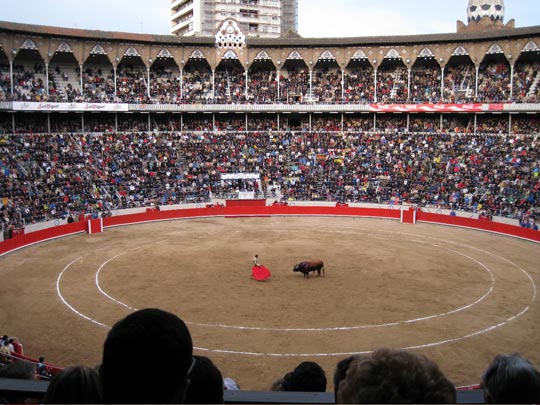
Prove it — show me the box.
[343,67,374,103]
[477,62,511,102]
[377,65,408,103]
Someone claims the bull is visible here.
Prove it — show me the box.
[293,260,325,278]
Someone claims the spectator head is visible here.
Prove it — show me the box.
[337,348,456,404]
[481,353,540,404]
[183,355,224,404]
[43,365,102,404]
[333,355,363,402]
[278,361,327,392]
[101,308,193,404]
[0,361,38,404]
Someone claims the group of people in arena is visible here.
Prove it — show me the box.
[2,59,540,104]
[1,309,540,403]
[1,129,539,234]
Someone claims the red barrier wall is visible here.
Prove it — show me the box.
[0,221,86,256]
[226,199,267,207]
[1,205,538,257]
[417,211,540,243]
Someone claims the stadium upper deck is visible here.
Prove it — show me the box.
[0,14,539,113]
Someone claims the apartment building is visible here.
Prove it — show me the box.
[171,0,298,37]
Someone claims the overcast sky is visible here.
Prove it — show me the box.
[0,0,538,38]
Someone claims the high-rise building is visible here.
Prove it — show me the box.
[170,0,298,38]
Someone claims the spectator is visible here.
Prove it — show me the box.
[37,356,52,379]
[0,361,39,404]
[8,338,22,356]
[0,341,11,363]
[336,348,456,403]
[43,365,102,404]
[480,353,540,404]
[100,308,193,403]
[272,361,327,392]
[333,355,363,402]
[183,355,224,404]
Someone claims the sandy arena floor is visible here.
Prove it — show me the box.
[1,216,539,391]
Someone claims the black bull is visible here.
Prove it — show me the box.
[293,260,325,278]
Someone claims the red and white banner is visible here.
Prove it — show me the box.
[369,103,485,113]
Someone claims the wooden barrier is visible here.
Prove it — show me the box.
[1,205,538,257]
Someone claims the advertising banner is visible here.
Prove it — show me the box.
[369,103,486,113]
[12,102,129,112]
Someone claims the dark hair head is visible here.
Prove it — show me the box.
[481,353,540,404]
[337,348,456,404]
[0,361,35,380]
[183,355,224,404]
[282,361,327,392]
[0,361,38,403]
[101,308,193,404]
[334,355,363,400]
[43,365,102,404]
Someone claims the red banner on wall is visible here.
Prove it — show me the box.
[369,104,485,113]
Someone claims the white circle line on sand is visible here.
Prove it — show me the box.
[93,239,495,331]
[56,256,109,328]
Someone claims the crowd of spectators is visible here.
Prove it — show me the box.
[1,128,540,232]
[1,59,539,104]
[377,65,408,103]
[410,65,441,103]
[343,67,374,104]
[1,310,540,403]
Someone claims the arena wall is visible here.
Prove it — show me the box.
[1,204,538,257]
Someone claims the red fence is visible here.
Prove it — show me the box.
[1,205,538,257]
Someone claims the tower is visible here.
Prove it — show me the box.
[170,0,299,38]
[457,0,514,33]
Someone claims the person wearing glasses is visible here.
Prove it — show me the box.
[100,308,194,403]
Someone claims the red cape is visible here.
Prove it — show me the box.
[252,265,271,281]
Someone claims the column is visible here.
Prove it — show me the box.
[341,69,345,103]
[406,113,410,132]
[9,60,13,97]
[115,113,118,133]
[276,68,281,101]
[373,69,378,103]
[45,63,49,96]
[245,69,249,101]
[180,67,184,99]
[147,66,151,98]
[47,113,51,134]
[475,66,479,99]
[407,68,411,102]
[508,113,512,135]
[113,66,118,99]
[309,68,313,100]
[79,64,83,94]
[212,69,215,101]
[440,67,445,102]
[509,64,514,101]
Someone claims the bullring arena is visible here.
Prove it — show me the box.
[1,0,540,400]
[1,208,540,391]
